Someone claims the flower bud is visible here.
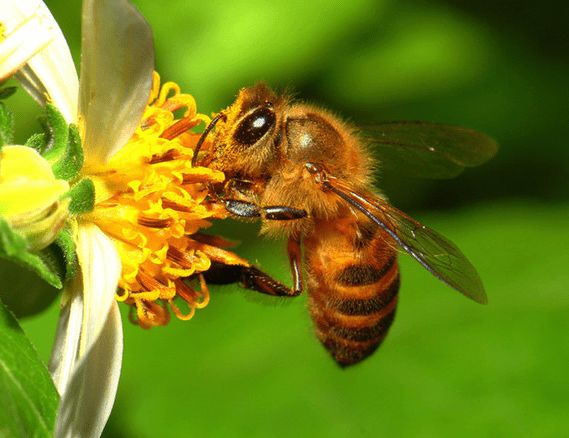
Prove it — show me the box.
[0,145,69,250]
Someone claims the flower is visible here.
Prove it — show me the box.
[0,0,147,435]
[1,0,247,436]
[84,72,247,328]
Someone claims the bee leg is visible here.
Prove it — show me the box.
[223,178,307,220]
[287,235,303,293]
[241,263,302,296]
[238,236,303,295]
[224,178,256,193]
[203,261,301,297]
[224,199,263,218]
[224,199,307,220]
[264,206,308,220]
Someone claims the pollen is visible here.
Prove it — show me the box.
[84,72,247,328]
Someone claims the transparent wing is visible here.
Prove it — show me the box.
[362,122,498,179]
[322,176,486,303]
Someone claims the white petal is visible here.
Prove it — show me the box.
[0,0,79,122]
[49,223,123,437]
[0,8,52,81]
[75,222,121,356]
[55,302,123,438]
[79,0,154,165]
[48,276,84,395]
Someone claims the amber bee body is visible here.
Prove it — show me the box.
[305,215,399,365]
[195,84,497,367]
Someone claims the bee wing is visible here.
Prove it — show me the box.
[361,122,498,179]
[323,177,486,303]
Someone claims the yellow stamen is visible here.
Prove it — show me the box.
[84,72,242,328]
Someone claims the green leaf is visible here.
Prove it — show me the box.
[0,227,74,318]
[54,225,77,281]
[51,124,84,181]
[0,297,59,437]
[0,102,15,147]
[0,218,62,289]
[0,258,59,318]
[66,178,95,215]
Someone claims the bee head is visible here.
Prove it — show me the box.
[210,83,286,177]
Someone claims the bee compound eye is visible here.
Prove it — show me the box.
[234,106,276,146]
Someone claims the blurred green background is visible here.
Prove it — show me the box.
[9,0,569,436]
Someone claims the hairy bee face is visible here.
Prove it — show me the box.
[210,84,285,178]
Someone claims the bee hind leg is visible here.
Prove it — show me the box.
[245,235,304,296]
[203,262,302,297]
[203,236,303,297]
[287,235,303,293]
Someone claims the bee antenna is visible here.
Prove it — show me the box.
[191,112,226,167]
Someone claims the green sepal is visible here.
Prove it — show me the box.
[31,104,84,181]
[66,178,95,215]
[54,225,77,282]
[0,87,17,100]
[0,102,15,147]
[25,132,47,152]
[0,218,62,289]
[39,104,68,161]
[52,124,83,181]
[0,297,59,436]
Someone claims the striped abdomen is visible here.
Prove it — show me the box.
[304,216,400,367]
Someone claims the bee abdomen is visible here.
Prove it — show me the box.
[311,269,399,367]
[336,256,395,287]
[333,263,399,315]
[304,215,401,366]
[319,302,397,367]
[321,336,384,367]
[330,276,399,326]
[329,304,396,342]
[308,252,400,367]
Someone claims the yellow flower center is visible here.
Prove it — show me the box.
[83,72,248,328]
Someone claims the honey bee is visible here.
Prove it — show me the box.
[193,84,497,367]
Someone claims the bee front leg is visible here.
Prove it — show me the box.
[222,178,307,221]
